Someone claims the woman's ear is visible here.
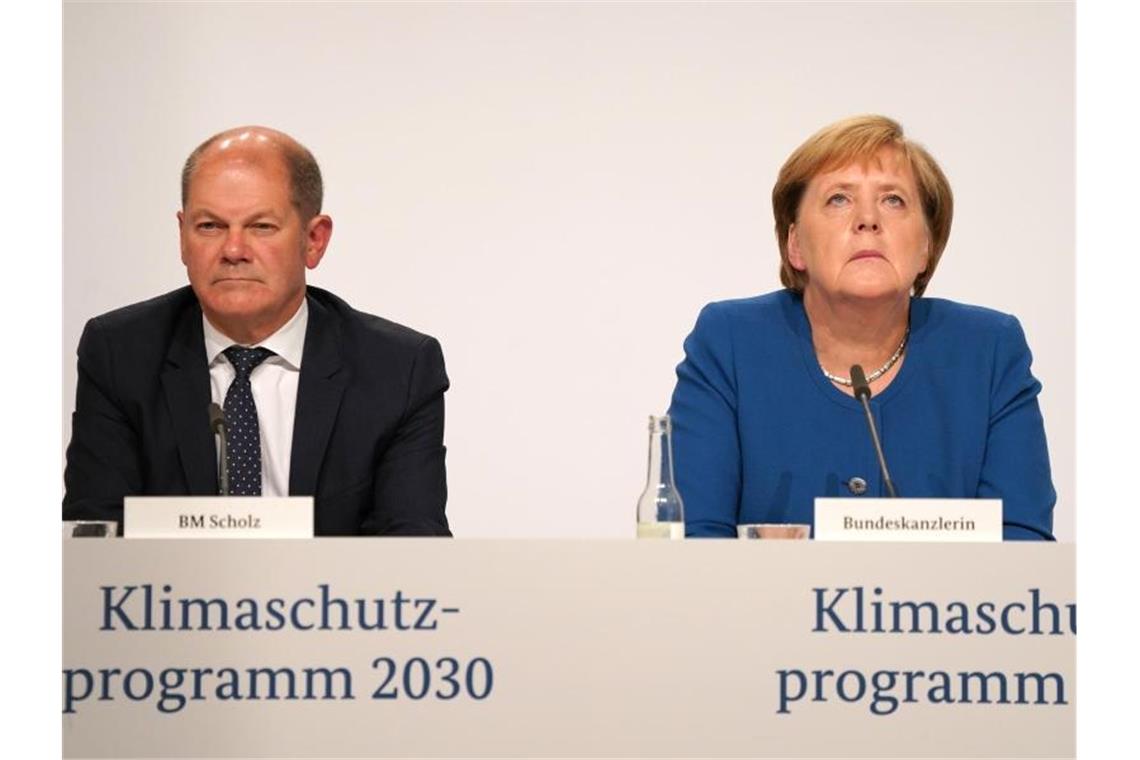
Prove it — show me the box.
[788,223,807,272]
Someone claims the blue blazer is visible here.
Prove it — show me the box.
[667,290,1055,540]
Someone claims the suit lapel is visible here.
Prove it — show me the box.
[289,294,347,495]
[160,303,217,494]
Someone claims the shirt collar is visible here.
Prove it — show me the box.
[203,297,309,371]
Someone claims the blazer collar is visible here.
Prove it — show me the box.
[289,292,348,495]
[160,297,217,494]
[158,289,348,497]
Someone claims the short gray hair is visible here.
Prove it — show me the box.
[180,128,324,220]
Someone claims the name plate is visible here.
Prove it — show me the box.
[124,496,313,538]
[814,498,1002,542]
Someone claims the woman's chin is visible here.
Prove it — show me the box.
[836,276,910,303]
[809,280,907,306]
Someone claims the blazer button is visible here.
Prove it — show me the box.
[847,477,868,496]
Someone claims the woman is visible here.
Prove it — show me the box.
[668,115,1055,540]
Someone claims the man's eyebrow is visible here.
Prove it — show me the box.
[187,208,282,222]
[241,209,283,223]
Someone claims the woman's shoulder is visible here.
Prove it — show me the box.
[683,290,803,362]
[913,297,1034,368]
[915,297,1024,337]
[695,289,799,325]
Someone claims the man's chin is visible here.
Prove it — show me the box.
[196,285,305,342]
[199,292,270,323]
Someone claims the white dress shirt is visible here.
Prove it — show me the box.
[203,299,308,497]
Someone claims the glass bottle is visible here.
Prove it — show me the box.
[636,414,685,539]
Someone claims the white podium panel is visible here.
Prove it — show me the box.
[62,540,1074,758]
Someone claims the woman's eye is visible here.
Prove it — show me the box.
[884,194,906,208]
[826,193,849,206]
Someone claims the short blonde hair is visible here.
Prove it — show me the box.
[772,115,953,297]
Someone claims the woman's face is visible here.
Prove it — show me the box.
[788,147,931,304]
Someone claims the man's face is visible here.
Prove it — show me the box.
[178,147,330,343]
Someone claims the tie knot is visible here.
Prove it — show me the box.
[224,346,274,378]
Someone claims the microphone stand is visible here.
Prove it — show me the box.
[850,365,898,498]
[208,403,230,496]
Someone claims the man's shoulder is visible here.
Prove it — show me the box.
[85,287,199,338]
[306,287,440,353]
[74,288,201,384]
[82,288,200,353]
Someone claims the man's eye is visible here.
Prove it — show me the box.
[196,222,220,231]
[251,223,277,231]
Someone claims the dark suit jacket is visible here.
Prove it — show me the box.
[63,286,451,535]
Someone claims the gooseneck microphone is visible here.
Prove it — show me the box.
[850,365,899,498]
[208,402,230,496]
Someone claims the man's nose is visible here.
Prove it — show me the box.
[220,229,249,262]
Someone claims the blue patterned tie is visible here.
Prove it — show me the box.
[222,346,274,496]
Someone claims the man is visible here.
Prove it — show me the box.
[63,127,450,535]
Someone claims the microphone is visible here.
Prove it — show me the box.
[850,365,898,498]
[208,402,230,496]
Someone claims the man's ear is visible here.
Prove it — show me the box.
[304,215,334,269]
[177,210,188,265]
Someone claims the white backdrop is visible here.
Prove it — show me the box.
[63,2,1074,540]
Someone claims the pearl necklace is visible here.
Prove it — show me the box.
[820,327,909,387]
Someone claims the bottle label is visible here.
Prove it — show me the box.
[637,522,685,539]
